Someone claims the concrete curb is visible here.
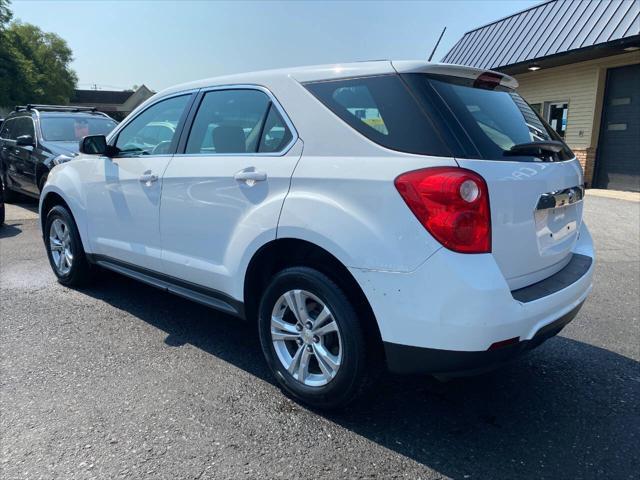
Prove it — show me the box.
[586,189,640,202]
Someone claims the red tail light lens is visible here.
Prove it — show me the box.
[394,167,491,253]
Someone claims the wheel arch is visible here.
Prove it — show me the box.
[39,183,90,254]
[40,191,71,233]
[243,237,385,361]
[36,163,50,192]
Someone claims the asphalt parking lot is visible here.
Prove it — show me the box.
[1,194,638,480]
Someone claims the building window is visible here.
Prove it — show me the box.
[530,103,542,115]
[545,101,568,138]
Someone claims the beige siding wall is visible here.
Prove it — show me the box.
[515,51,640,150]
[514,51,639,185]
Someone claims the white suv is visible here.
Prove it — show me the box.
[40,61,594,408]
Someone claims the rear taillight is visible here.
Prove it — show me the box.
[394,167,491,253]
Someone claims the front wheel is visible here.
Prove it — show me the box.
[1,174,18,203]
[258,267,370,409]
[38,171,49,193]
[44,205,92,287]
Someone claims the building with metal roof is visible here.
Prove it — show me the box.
[443,0,639,191]
[71,85,155,121]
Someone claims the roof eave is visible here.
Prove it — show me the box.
[496,35,640,75]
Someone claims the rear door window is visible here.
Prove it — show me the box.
[186,89,268,154]
[185,89,295,155]
[304,75,450,157]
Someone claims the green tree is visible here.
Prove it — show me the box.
[0,0,11,25]
[0,0,77,108]
[7,22,77,104]
[0,0,20,108]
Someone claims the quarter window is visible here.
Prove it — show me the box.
[304,75,450,156]
[334,84,389,135]
[115,95,190,156]
[185,89,293,155]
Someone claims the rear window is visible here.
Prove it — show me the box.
[304,75,450,157]
[403,74,573,161]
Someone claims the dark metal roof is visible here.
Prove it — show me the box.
[442,0,640,70]
[71,89,134,105]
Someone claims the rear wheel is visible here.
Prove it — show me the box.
[44,205,92,287]
[258,267,370,409]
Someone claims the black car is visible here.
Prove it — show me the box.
[0,105,117,200]
[0,176,4,226]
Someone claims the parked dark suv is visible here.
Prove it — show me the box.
[0,105,117,200]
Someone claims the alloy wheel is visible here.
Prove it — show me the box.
[49,218,73,275]
[270,289,343,387]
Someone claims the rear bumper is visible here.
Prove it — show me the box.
[383,301,583,375]
[349,222,594,373]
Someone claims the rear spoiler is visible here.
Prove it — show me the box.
[391,61,519,90]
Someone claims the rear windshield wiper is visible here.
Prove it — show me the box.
[505,140,564,156]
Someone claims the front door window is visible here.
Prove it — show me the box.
[115,95,190,156]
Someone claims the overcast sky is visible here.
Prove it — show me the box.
[12,0,538,92]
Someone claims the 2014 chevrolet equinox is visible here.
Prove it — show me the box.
[39,61,594,409]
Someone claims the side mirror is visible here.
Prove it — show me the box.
[79,135,108,155]
[16,135,34,147]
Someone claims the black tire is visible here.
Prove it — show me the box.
[1,174,19,203]
[44,205,92,287]
[37,171,49,193]
[258,267,370,409]
[0,179,4,226]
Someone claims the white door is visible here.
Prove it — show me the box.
[160,88,301,297]
[85,94,192,271]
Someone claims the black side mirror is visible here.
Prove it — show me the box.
[79,135,109,155]
[16,135,34,147]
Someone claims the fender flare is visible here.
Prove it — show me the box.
[39,170,91,252]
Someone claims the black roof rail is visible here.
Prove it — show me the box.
[14,104,99,113]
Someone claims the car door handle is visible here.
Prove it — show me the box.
[234,170,267,184]
[139,172,158,185]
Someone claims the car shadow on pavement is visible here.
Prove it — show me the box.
[82,270,639,480]
[0,223,23,238]
[14,201,39,213]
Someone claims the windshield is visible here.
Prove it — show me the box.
[402,74,573,161]
[40,116,117,142]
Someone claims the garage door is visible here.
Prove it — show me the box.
[594,64,640,192]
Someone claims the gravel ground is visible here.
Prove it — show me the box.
[0,195,638,480]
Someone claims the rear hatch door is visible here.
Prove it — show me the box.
[400,69,584,290]
[456,157,584,289]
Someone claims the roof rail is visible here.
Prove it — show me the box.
[14,104,99,113]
